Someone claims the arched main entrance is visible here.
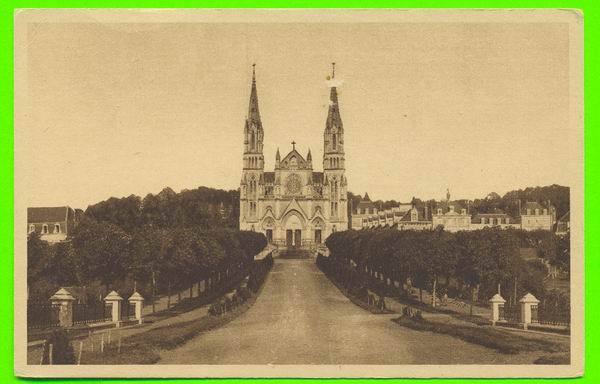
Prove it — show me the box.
[282,210,305,248]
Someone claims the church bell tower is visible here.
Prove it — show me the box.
[240,64,264,229]
[323,63,348,231]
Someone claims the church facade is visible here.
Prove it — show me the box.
[239,66,348,248]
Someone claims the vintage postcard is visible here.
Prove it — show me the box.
[14,8,584,378]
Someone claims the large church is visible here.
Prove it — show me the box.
[239,65,348,247]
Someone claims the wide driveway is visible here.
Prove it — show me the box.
[159,259,536,364]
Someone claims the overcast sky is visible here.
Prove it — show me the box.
[21,20,572,209]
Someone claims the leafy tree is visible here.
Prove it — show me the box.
[27,232,50,288]
[71,218,132,290]
[47,241,80,287]
[554,233,570,272]
[130,226,171,311]
[85,195,142,232]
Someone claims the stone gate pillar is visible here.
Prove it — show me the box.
[128,292,145,324]
[488,293,506,326]
[104,291,123,327]
[50,288,76,327]
[519,293,540,329]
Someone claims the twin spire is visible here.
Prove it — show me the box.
[247,62,341,150]
[247,63,262,127]
[326,62,343,131]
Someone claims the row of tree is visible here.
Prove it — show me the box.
[28,218,266,303]
[84,186,240,232]
[325,227,568,308]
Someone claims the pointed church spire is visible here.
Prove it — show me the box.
[276,148,281,161]
[247,63,262,126]
[307,148,312,162]
[326,63,343,131]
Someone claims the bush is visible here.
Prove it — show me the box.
[43,329,75,364]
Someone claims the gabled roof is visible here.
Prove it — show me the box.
[521,201,554,215]
[398,206,428,222]
[523,201,545,210]
[474,208,508,217]
[28,207,71,223]
[279,148,310,169]
[433,200,468,214]
[357,199,375,209]
[280,199,309,221]
[472,213,514,224]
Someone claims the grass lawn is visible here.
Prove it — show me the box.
[79,267,270,364]
[393,315,569,358]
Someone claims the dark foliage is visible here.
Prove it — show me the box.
[325,227,563,306]
[42,329,75,364]
[85,187,240,231]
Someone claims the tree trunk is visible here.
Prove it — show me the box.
[513,276,518,306]
[419,287,423,303]
[189,283,193,299]
[167,280,171,309]
[469,286,474,316]
[152,271,156,313]
[431,276,438,308]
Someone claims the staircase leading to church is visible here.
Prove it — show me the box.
[278,248,312,259]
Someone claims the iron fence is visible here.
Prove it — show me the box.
[498,304,520,323]
[534,304,570,327]
[73,301,112,325]
[121,302,136,320]
[27,302,60,329]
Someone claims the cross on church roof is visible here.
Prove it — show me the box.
[291,141,296,150]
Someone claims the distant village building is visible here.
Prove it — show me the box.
[520,201,556,231]
[27,206,77,243]
[471,209,519,230]
[431,201,471,232]
[396,205,431,231]
[353,194,558,233]
[351,193,377,230]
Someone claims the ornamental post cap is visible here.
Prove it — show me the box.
[50,288,75,301]
[104,290,124,301]
[489,293,506,303]
[518,292,540,304]
[128,291,145,302]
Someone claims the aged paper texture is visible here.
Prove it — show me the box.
[14,8,583,378]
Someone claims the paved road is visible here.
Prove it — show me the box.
[158,259,536,364]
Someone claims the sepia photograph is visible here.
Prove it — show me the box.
[13,8,583,378]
